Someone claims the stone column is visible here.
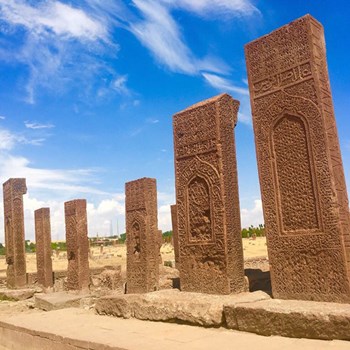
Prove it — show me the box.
[64,199,90,291]
[125,177,159,293]
[34,208,53,288]
[3,178,27,288]
[245,14,350,302]
[173,93,246,294]
[170,204,180,269]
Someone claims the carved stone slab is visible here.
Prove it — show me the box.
[3,178,27,288]
[245,15,350,302]
[34,208,53,288]
[173,94,246,294]
[64,199,90,291]
[125,178,159,293]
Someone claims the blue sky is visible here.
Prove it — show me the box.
[0,0,349,241]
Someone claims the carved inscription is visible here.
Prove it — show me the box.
[3,178,27,288]
[173,94,246,294]
[125,178,159,293]
[245,15,350,302]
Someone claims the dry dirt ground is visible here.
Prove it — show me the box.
[0,238,268,316]
[0,237,268,277]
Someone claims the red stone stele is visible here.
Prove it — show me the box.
[125,177,159,293]
[245,14,350,302]
[173,93,246,294]
[64,199,90,291]
[3,178,27,288]
[34,208,53,288]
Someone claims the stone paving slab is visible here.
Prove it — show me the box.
[35,291,90,311]
[0,308,349,350]
[224,298,350,340]
[95,289,270,327]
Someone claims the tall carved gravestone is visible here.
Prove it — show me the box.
[34,208,53,288]
[64,199,90,291]
[170,204,180,269]
[245,15,350,302]
[3,178,27,288]
[125,178,159,293]
[173,94,246,294]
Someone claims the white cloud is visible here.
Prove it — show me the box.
[0,115,5,120]
[0,129,17,150]
[241,199,264,228]
[24,121,55,129]
[202,72,249,96]
[162,0,259,18]
[112,75,130,95]
[0,0,107,41]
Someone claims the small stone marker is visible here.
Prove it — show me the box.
[3,178,27,288]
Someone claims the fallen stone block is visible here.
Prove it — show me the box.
[224,298,350,340]
[35,291,90,311]
[0,288,35,301]
[95,289,270,327]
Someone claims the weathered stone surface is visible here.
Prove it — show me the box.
[170,204,180,269]
[224,298,350,340]
[95,289,270,327]
[125,178,159,294]
[0,288,35,301]
[245,15,350,302]
[65,199,90,291]
[34,208,53,289]
[173,94,245,295]
[3,178,27,288]
[35,292,89,311]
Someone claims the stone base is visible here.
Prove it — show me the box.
[224,298,350,340]
[0,288,35,301]
[35,292,90,311]
[95,289,270,327]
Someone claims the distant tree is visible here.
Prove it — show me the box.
[118,233,126,244]
[0,243,5,256]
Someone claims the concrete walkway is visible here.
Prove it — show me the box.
[0,308,349,350]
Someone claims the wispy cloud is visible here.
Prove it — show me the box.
[162,0,260,18]
[202,73,249,95]
[0,0,259,103]
[0,115,5,120]
[146,118,159,124]
[24,121,55,129]
[112,75,130,95]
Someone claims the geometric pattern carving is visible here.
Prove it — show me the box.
[64,199,90,291]
[3,178,27,289]
[173,94,246,294]
[272,114,319,233]
[34,208,53,288]
[125,178,159,293]
[245,15,350,302]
